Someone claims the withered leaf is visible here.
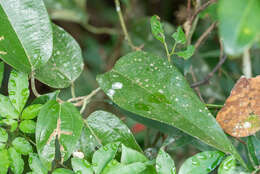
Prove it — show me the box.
[216,76,260,137]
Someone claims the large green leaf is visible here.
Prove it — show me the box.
[156,149,176,174]
[0,0,53,73]
[218,0,260,55]
[97,51,243,165]
[0,94,19,119]
[87,110,142,152]
[8,70,29,113]
[36,100,83,165]
[178,151,225,174]
[0,149,10,174]
[35,24,84,88]
[8,147,24,174]
[92,142,120,174]
[44,0,87,23]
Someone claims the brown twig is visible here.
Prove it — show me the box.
[190,66,205,102]
[190,0,217,24]
[191,54,227,88]
[195,22,217,49]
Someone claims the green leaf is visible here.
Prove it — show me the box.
[218,156,250,174]
[19,120,36,134]
[179,151,225,174]
[172,27,186,44]
[8,147,24,174]
[0,127,8,143]
[0,94,19,119]
[87,110,142,152]
[36,100,83,165]
[12,137,33,155]
[92,142,120,174]
[150,15,165,43]
[21,104,43,120]
[28,153,48,174]
[97,51,243,164]
[0,0,53,73]
[176,45,195,59]
[35,24,84,88]
[71,158,93,174]
[1,119,18,132]
[218,0,260,55]
[0,149,10,174]
[156,149,176,174]
[31,91,60,105]
[102,160,146,174]
[52,168,74,174]
[121,144,147,164]
[0,62,4,87]
[8,70,29,113]
[44,0,87,23]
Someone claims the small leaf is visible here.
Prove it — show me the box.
[8,70,29,113]
[0,127,8,143]
[150,15,165,43]
[52,168,74,174]
[31,91,60,105]
[87,110,142,152]
[156,148,176,174]
[21,104,43,120]
[0,149,10,174]
[1,119,18,132]
[19,120,36,134]
[172,27,186,44]
[0,0,53,72]
[35,24,84,88]
[92,142,120,174]
[0,62,4,87]
[218,0,260,55]
[178,151,225,174]
[36,100,83,165]
[12,137,33,155]
[218,156,250,174]
[176,45,195,59]
[8,147,24,174]
[0,94,19,119]
[71,158,93,174]
[121,144,147,164]
[28,153,48,174]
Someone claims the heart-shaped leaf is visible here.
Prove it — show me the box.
[36,100,83,167]
[97,51,244,166]
[0,0,53,73]
[35,24,84,88]
[216,76,260,137]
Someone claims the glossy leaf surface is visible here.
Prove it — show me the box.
[35,24,83,88]
[8,147,24,174]
[19,120,36,134]
[28,153,48,174]
[0,149,10,174]
[0,0,52,72]
[218,156,250,174]
[156,149,176,174]
[0,94,19,119]
[71,158,93,174]
[21,104,42,120]
[12,137,33,155]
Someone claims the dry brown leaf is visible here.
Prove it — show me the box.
[216,76,260,137]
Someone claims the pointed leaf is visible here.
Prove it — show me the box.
[156,149,176,174]
[97,51,242,163]
[28,153,48,174]
[8,147,24,174]
[36,100,83,164]
[12,137,33,155]
[92,142,120,174]
[218,0,260,55]
[179,151,225,174]
[87,110,142,152]
[0,149,10,174]
[19,120,36,134]
[176,45,195,59]
[172,27,186,44]
[0,94,19,119]
[150,15,165,43]
[218,156,250,174]
[121,144,147,164]
[71,158,93,174]
[8,70,29,113]
[35,24,84,88]
[0,0,53,72]
[21,104,43,120]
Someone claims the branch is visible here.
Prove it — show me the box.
[30,72,41,97]
[195,22,217,49]
[191,54,227,88]
[82,23,118,35]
